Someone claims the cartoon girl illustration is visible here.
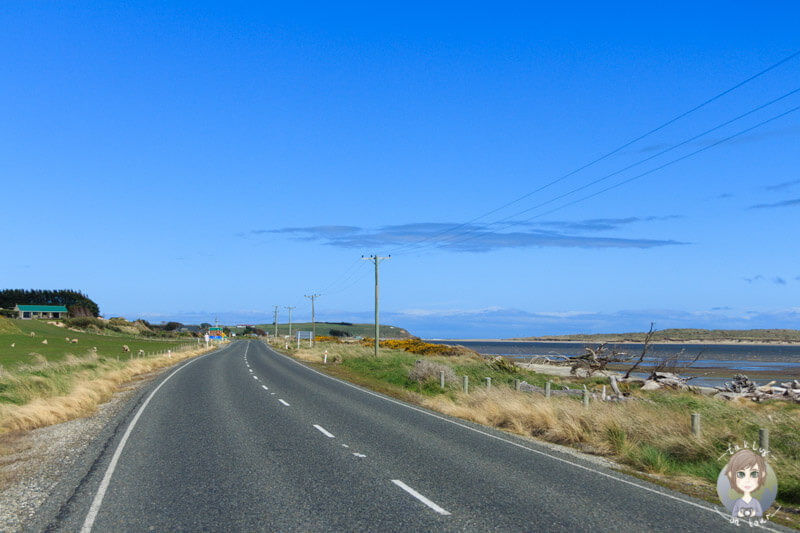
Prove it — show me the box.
[725,449,767,519]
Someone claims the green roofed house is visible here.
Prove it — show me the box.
[15,305,69,319]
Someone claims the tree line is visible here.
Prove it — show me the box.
[0,289,100,317]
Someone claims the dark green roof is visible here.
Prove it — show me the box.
[16,305,68,312]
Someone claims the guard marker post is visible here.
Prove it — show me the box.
[440,370,445,390]
[545,381,551,398]
[462,376,469,394]
[514,378,520,391]
[582,389,590,408]
[485,377,491,390]
[759,428,769,452]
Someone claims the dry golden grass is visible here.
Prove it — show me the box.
[0,345,211,434]
[425,387,724,471]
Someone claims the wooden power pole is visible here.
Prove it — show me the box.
[285,306,296,338]
[305,294,320,345]
[362,255,390,357]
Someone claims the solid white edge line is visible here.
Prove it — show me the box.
[313,424,335,438]
[262,385,269,390]
[391,480,451,516]
[81,343,235,532]
[278,399,290,406]
[255,342,782,533]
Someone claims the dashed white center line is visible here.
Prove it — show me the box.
[352,453,366,458]
[253,376,258,380]
[313,424,335,438]
[278,399,290,406]
[262,385,269,390]
[391,480,451,516]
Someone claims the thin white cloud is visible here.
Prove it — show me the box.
[252,219,687,252]
[749,198,800,209]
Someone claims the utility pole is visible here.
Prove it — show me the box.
[305,294,320,345]
[362,255,390,357]
[273,306,279,338]
[285,306,296,338]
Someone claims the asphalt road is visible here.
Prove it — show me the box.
[31,340,788,532]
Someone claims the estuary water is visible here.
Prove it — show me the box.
[430,340,800,387]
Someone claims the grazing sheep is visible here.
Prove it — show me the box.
[30,331,36,337]
[71,338,79,344]
[66,337,71,342]
[42,339,48,344]
[91,347,97,352]
[122,345,130,353]
[10,343,14,348]
[137,349,145,357]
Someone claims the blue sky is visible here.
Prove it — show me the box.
[3,2,799,338]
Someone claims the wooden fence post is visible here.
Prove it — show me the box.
[759,428,769,453]
[691,413,700,437]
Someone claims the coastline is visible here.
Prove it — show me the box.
[430,338,800,347]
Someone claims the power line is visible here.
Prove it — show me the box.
[443,102,800,251]
[387,49,800,256]
[321,261,372,296]
[319,259,369,295]
[430,86,800,251]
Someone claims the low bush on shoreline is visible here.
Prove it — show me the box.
[278,339,800,525]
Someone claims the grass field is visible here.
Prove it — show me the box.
[274,338,800,529]
[0,318,201,368]
[0,317,213,434]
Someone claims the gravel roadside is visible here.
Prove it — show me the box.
[0,373,159,533]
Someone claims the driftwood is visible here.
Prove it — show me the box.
[715,375,800,402]
[623,323,656,379]
[569,343,631,376]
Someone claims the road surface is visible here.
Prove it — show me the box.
[30,340,787,532]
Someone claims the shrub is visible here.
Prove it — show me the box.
[365,338,477,357]
[329,329,352,337]
[65,317,106,330]
[408,360,457,384]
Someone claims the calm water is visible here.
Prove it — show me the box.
[431,340,800,387]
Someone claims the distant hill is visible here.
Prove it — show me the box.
[514,328,800,344]
[256,322,414,340]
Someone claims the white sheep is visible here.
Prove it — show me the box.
[42,339,48,344]
[30,331,36,337]
[137,349,145,357]
[122,345,130,353]
[66,337,71,342]
[71,338,79,344]
[10,343,14,348]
